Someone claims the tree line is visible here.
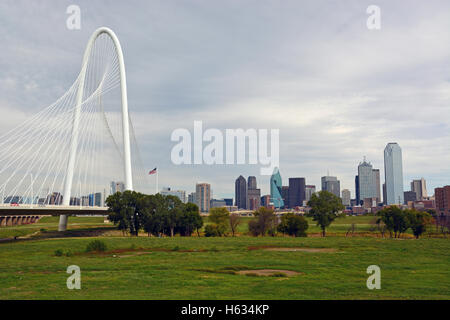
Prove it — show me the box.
[106,191,203,237]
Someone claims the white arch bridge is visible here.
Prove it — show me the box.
[0,27,149,231]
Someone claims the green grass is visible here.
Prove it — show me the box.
[0,216,106,239]
[0,215,448,299]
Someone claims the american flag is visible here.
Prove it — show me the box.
[148,167,157,175]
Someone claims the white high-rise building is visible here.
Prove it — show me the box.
[341,189,351,206]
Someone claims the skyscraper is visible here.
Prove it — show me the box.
[305,185,316,202]
[373,169,381,203]
[411,178,427,201]
[355,175,360,204]
[247,176,257,190]
[270,167,284,208]
[188,192,196,204]
[235,175,247,209]
[196,183,211,213]
[435,186,450,216]
[321,176,340,198]
[281,186,289,208]
[357,159,376,203]
[341,189,351,206]
[288,177,306,208]
[247,176,261,210]
[384,143,404,205]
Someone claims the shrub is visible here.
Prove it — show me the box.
[65,250,74,257]
[278,213,309,237]
[54,249,63,256]
[86,240,107,252]
[204,224,220,237]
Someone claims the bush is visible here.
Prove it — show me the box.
[86,240,107,252]
[65,250,74,257]
[278,213,308,237]
[54,249,63,256]
[204,224,220,237]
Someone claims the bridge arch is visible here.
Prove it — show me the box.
[59,27,133,231]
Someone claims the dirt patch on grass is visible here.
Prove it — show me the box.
[248,246,338,253]
[116,251,152,258]
[236,269,301,277]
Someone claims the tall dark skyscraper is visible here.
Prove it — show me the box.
[355,175,360,205]
[288,177,306,207]
[235,175,247,209]
[247,176,257,190]
[281,186,289,208]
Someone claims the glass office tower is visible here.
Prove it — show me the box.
[384,143,404,205]
[270,167,284,208]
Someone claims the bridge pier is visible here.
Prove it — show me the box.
[58,215,68,231]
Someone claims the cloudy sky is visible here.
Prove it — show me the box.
[1,0,450,199]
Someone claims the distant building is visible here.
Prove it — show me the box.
[110,181,125,194]
[355,175,360,204]
[94,192,103,207]
[342,189,351,206]
[363,197,378,208]
[261,195,270,207]
[281,186,289,208]
[289,177,306,208]
[305,185,316,202]
[196,183,211,213]
[235,175,247,209]
[69,197,80,206]
[321,176,340,198]
[160,187,186,203]
[384,143,404,205]
[382,183,387,205]
[247,176,257,190]
[210,199,226,208]
[357,159,377,204]
[373,169,381,203]
[188,192,196,204]
[46,192,63,205]
[270,168,284,208]
[411,178,427,201]
[404,191,417,204]
[247,176,261,210]
[435,186,450,216]
[223,198,233,206]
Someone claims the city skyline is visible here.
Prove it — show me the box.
[1,1,450,199]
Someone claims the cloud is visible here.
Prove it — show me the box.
[0,0,449,199]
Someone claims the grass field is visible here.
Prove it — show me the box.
[0,216,449,299]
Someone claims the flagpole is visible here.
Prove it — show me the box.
[156,169,159,194]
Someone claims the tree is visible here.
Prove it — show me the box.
[165,195,184,237]
[229,213,242,237]
[277,213,308,237]
[377,206,408,238]
[248,207,277,236]
[177,203,203,236]
[208,207,230,236]
[106,190,146,236]
[307,191,344,237]
[405,209,433,239]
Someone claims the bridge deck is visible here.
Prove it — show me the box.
[0,205,108,216]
